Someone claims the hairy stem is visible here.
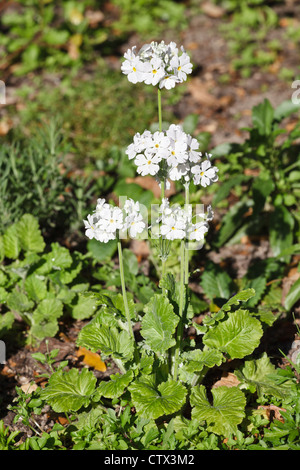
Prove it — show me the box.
[173,240,185,380]
[117,240,139,366]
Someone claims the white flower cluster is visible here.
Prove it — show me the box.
[84,198,146,243]
[157,198,214,242]
[121,41,193,89]
[125,124,219,187]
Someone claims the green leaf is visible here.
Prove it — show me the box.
[41,368,97,412]
[70,294,98,320]
[181,348,224,373]
[7,291,34,313]
[98,370,134,399]
[190,385,246,436]
[0,236,5,262]
[200,265,233,301]
[273,99,300,122]
[241,276,267,307]
[3,223,21,259]
[141,294,179,355]
[77,316,134,362]
[215,200,254,247]
[87,238,117,262]
[17,214,45,254]
[0,311,15,338]
[252,98,274,135]
[31,298,64,339]
[269,206,294,260]
[203,309,263,359]
[129,378,187,420]
[25,274,47,302]
[213,175,248,207]
[235,353,293,399]
[284,277,300,311]
[45,243,73,270]
[221,288,256,312]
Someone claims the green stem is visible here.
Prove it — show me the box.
[158,86,167,289]
[184,183,190,286]
[157,87,165,200]
[157,87,162,132]
[117,240,139,366]
[118,241,132,338]
[173,240,185,380]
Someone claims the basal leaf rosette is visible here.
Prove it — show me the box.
[190,385,246,436]
[129,377,187,420]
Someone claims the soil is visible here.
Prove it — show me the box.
[1,1,300,442]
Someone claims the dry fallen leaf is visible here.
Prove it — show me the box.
[213,372,240,388]
[76,347,107,371]
[20,382,38,394]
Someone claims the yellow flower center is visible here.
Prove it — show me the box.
[171,151,175,155]
[155,144,159,148]
[200,171,204,176]
[171,226,175,230]
[177,66,181,71]
[133,67,137,72]
[110,219,114,223]
[152,69,157,74]
[148,160,152,164]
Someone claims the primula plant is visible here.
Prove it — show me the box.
[38,41,294,446]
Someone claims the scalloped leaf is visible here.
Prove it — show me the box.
[129,378,187,420]
[235,353,293,399]
[141,294,179,355]
[181,348,224,373]
[17,214,45,254]
[76,316,134,362]
[190,385,246,436]
[203,309,263,359]
[98,370,134,398]
[41,367,97,412]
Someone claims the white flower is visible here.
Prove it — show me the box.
[121,56,146,84]
[125,212,146,238]
[143,57,165,86]
[98,206,124,233]
[161,214,186,240]
[121,41,193,88]
[159,74,181,90]
[148,131,170,158]
[167,140,188,166]
[134,151,161,176]
[168,163,188,181]
[188,221,209,241]
[166,124,186,145]
[187,135,202,163]
[191,159,219,187]
[83,214,99,240]
[170,51,193,81]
